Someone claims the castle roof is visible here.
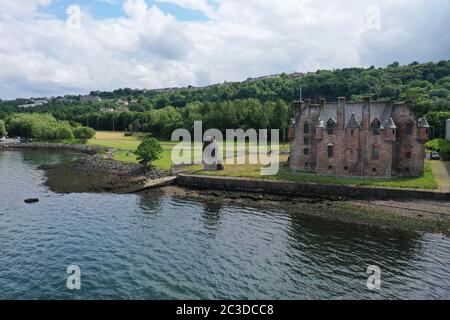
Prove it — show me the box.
[385,117,397,129]
[346,113,360,128]
[418,117,430,128]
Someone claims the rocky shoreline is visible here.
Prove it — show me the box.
[0,142,171,194]
[0,142,108,155]
[40,154,171,194]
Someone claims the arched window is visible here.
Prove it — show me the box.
[304,123,310,134]
[327,118,336,135]
[405,121,414,136]
[371,118,381,135]
[372,145,379,160]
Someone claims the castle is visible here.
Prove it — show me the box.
[288,97,430,177]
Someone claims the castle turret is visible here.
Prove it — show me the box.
[418,117,430,142]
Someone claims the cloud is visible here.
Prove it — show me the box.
[0,0,449,99]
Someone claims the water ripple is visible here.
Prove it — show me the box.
[0,150,450,299]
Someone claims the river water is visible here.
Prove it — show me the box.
[0,150,449,299]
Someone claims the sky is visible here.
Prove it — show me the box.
[0,0,449,99]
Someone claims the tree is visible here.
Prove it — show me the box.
[135,138,163,167]
[56,126,74,140]
[73,127,96,140]
[0,119,6,137]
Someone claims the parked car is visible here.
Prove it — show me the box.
[430,151,440,160]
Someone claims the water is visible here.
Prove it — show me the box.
[0,150,449,300]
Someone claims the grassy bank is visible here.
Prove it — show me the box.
[191,158,438,190]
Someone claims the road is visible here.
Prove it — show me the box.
[428,160,450,192]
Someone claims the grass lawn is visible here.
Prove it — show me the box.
[88,132,177,169]
[190,157,438,190]
[88,131,289,170]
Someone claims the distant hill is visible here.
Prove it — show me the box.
[89,61,450,115]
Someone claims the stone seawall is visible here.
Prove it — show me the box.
[0,143,108,155]
[177,174,450,201]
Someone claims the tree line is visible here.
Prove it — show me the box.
[4,113,95,141]
[1,60,450,139]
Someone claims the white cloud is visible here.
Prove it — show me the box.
[0,0,449,99]
[0,0,51,18]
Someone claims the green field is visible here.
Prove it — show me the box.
[88,131,289,170]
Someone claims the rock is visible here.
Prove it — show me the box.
[24,198,39,204]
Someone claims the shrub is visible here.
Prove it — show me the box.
[426,138,445,151]
[73,127,96,140]
[426,138,450,157]
[56,126,74,140]
[6,113,58,140]
[135,138,163,167]
[0,119,6,137]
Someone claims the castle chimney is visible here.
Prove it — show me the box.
[362,97,371,129]
[337,97,345,130]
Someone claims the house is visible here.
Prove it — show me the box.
[100,107,114,113]
[289,97,430,177]
[80,95,101,103]
[18,99,49,108]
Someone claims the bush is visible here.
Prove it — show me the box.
[6,113,58,140]
[135,138,163,167]
[55,126,74,140]
[73,127,96,140]
[0,119,6,137]
[426,138,450,157]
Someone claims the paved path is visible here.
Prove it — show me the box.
[429,160,450,192]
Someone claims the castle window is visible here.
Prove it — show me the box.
[305,162,308,167]
[327,118,336,135]
[406,152,412,159]
[371,118,381,135]
[372,168,377,173]
[405,121,414,135]
[344,166,348,171]
[304,148,309,155]
[328,145,334,158]
[304,137,310,145]
[372,145,379,160]
[328,165,333,170]
[304,123,310,134]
